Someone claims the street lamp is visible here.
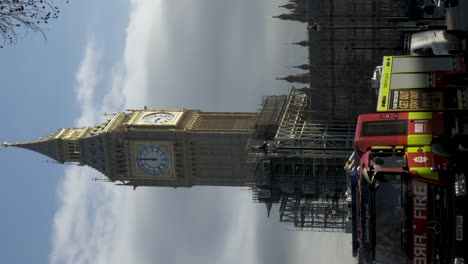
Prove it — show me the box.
[307,23,321,32]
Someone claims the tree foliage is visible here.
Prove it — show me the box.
[0,0,67,48]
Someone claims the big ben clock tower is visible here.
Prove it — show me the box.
[3,109,257,188]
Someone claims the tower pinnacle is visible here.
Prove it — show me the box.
[3,129,81,164]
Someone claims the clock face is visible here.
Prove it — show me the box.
[141,112,175,124]
[136,144,171,176]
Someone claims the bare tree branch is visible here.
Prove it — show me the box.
[0,0,68,48]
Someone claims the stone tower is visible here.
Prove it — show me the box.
[3,109,256,188]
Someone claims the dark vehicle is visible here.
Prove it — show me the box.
[351,112,468,263]
[354,163,467,263]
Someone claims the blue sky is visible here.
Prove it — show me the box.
[1,1,354,263]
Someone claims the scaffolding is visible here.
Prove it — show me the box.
[251,95,287,142]
[274,88,355,157]
[270,156,347,194]
[248,89,354,232]
[279,193,348,232]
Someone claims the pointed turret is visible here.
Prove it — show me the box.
[276,73,311,84]
[265,202,272,218]
[294,64,312,70]
[4,128,90,164]
[272,14,307,23]
[5,131,64,162]
[292,40,312,47]
[278,3,296,10]
[2,113,129,180]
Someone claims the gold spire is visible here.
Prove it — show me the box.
[5,131,65,162]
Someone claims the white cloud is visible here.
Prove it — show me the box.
[50,167,119,264]
[74,40,101,127]
[119,0,165,108]
[218,194,259,264]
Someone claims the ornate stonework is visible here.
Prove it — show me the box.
[5,109,257,188]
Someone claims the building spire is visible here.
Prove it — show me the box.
[3,125,95,165]
[294,64,312,70]
[4,130,66,163]
[3,112,131,181]
[276,73,311,84]
[291,40,312,47]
